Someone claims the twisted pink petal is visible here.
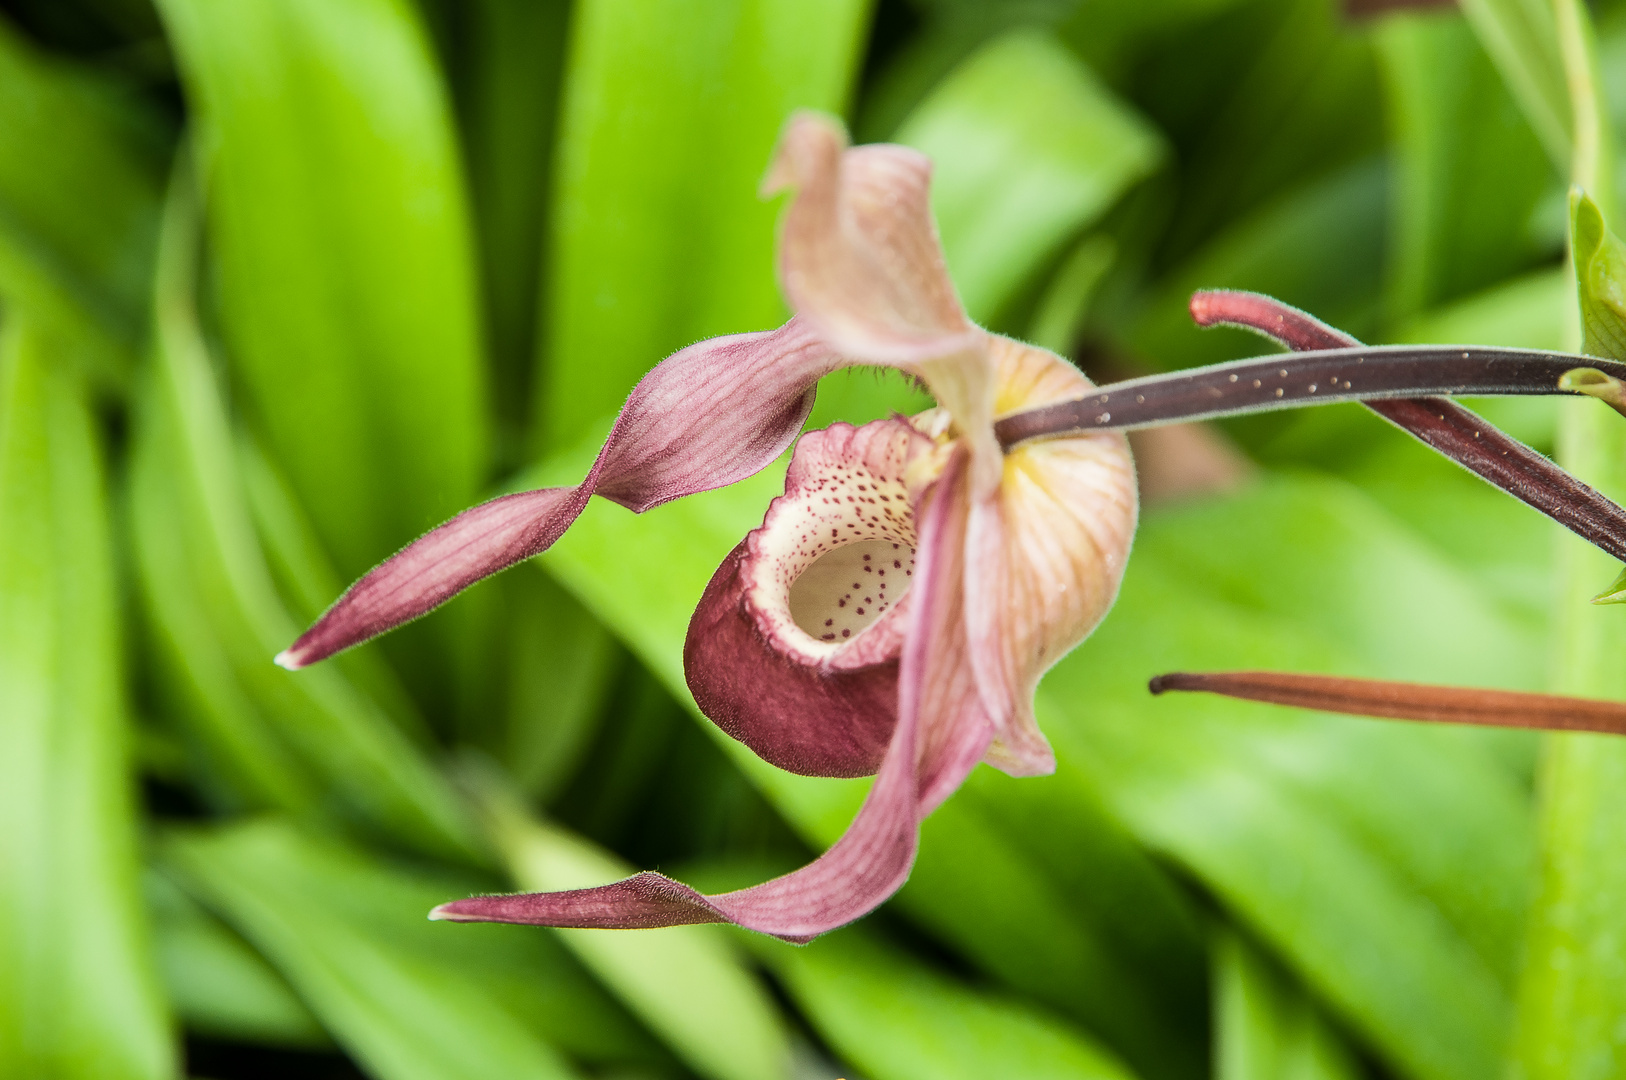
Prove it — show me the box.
[432,450,989,940]
[277,318,843,669]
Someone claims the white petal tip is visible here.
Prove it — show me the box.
[427,905,451,921]
[273,650,304,671]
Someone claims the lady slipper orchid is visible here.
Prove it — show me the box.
[277,113,1137,942]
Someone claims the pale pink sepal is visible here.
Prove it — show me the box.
[277,319,841,669]
[962,338,1138,778]
[432,452,986,941]
[766,114,978,367]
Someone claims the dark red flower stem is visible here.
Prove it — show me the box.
[993,290,1626,564]
[1149,670,1626,736]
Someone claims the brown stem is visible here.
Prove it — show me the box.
[993,290,1626,564]
[992,343,1626,441]
[1149,670,1626,736]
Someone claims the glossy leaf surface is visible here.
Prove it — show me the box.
[536,0,868,452]
[163,819,669,1080]
[129,174,482,860]
[0,318,172,1080]
[755,926,1139,1080]
[1214,932,1362,1080]
[0,17,164,387]
[156,0,489,581]
[894,28,1162,323]
[479,783,794,1080]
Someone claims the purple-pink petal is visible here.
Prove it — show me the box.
[276,485,592,670]
[277,319,844,670]
[432,449,980,941]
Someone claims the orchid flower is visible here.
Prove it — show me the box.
[281,115,1626,941]
[277,113,1138,942]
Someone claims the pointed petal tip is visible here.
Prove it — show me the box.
[428,900,480,922]
[762,110,844,198]
[273,648,305,671]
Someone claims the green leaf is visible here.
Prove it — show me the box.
[1457,0,1570,168]
[492,570,621,802]
[535,0,869,453]
[128,165,483,861]
[1141,0,1383,269]
[162,819,673,1080]
[893,28,1163,324]
[1252,271,1570,635]
[0,15,165,388]
[856,0,1245,144]
[154,0,489,583]
[1510,148,1626,1078]
[450,0,570,457]
[1570,189,1626,358]
[1394,267,1570,353]
[1214,932,1363,1080]
[1044,477,1538,1080]
[146,868,328,1047]
[0,316,173,1079]
[474,778,795,1080]
[1125,159,1388,372]
[751,926,1139,1080]
[1028,234,1117,354]
[1374,9,1557,320]
[529,442,1209,1080]
[531,404,1546,1080]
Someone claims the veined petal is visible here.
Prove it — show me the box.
[278,319,842,669]
[433,448,981,941]
[965,337,1138,776]
[766,112,1000,484]
[685,418,933,777]
[275,485,592,671]
[766,113,977,365]
[908,453,996,813]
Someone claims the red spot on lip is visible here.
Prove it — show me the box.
[842,629,851,637]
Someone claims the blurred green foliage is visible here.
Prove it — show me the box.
[3,0,1626,1078]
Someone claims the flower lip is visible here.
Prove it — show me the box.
[742,418,934,672]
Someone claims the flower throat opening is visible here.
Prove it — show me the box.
[788,539,916,642]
